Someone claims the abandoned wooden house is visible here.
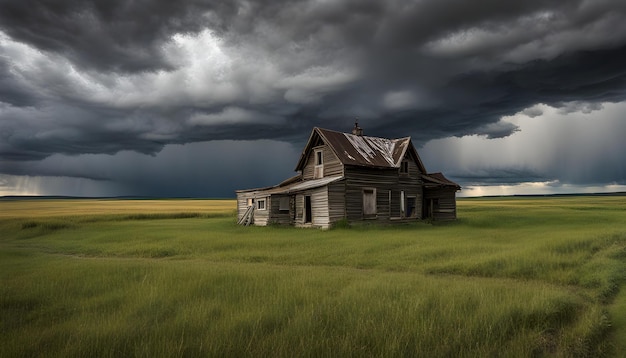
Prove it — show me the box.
[236,124,460,228]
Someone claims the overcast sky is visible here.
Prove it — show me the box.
[1,0,626,197]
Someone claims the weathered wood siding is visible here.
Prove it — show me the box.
[406,153,424,177]
[343,166,422,221]
[424,187,457,220]
[389,190,402,218]
[327,181,346,224]
[388,188,424,219]
[343,165,424,221]
[294,194,303,223]
[268,194,292,225]
[294,187,331,228]
[345,166,393,221]
[302,144,344,180]
[252,199,269,225]
[398,154,424,219]
[235,192,273,226]
[236,192,254,222]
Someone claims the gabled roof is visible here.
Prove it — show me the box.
[422,172,461,190]
[295,127,427,172]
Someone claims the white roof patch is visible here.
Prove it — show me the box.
[344,133,398,166]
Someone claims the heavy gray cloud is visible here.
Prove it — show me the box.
[1,0,626,195]
[0,140,299,197]
[420,102,626,191]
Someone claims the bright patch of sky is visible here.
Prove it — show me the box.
[421,101,626,196]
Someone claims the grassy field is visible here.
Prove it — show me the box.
[1,196,625,357]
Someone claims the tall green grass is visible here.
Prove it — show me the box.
[1,196,626,357]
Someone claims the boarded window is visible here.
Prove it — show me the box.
[279,197,290,211]
[246,198,254,207]
[363,188,377,217]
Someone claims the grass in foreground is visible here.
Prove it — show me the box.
[1,197,626,357]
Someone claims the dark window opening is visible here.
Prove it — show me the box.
[400,161,409,174]
[305,196,312,223]
[316,150,323,165]
[406,197,416,217]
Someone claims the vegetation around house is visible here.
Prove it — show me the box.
[1,196,626,357]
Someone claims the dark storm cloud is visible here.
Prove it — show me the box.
[1,0,626,195]
[396,44,626,141]
[0,140,299,197]
[0,0,223,72]
[448,167,550,186]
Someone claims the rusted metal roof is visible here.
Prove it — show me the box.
[317,128,410,168]
[422,172,461,189]
[295,127,424,171]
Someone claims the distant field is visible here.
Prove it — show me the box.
[1,196,625,357]
[0,198,236,218]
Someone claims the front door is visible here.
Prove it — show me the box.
[305,196,312,223]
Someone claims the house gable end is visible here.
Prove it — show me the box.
[295,128,325,172]
[296,127,429,174]
[295,128,344,179]
[403,143,427,175]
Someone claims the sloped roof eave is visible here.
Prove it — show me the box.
[391,137,411,167]
[422,173,461,189]
[237,175,344,196]
[294,127,323,172]
[235,175,302,194]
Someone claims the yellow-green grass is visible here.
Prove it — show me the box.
[1,196,625,357]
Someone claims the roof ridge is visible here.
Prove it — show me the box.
[296,127,422,171]
[317,126,407,141]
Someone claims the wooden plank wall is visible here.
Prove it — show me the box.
[294,194,304,223]
[253,196,269,226]
[344,167,394,221]
[236,193,253,221]
[235,192,271,226]
[294,187,331,228]
[344,165,423,221]
[302,144,343,180]
[424,187,457,220]
[388,187,424,219]
[268,194,292,225]
[406,153,424,177]
[311,188,330,228]
[389,190,401,218]
[327,181,346,224]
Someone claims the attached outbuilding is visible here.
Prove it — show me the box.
[236,124,460,228]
